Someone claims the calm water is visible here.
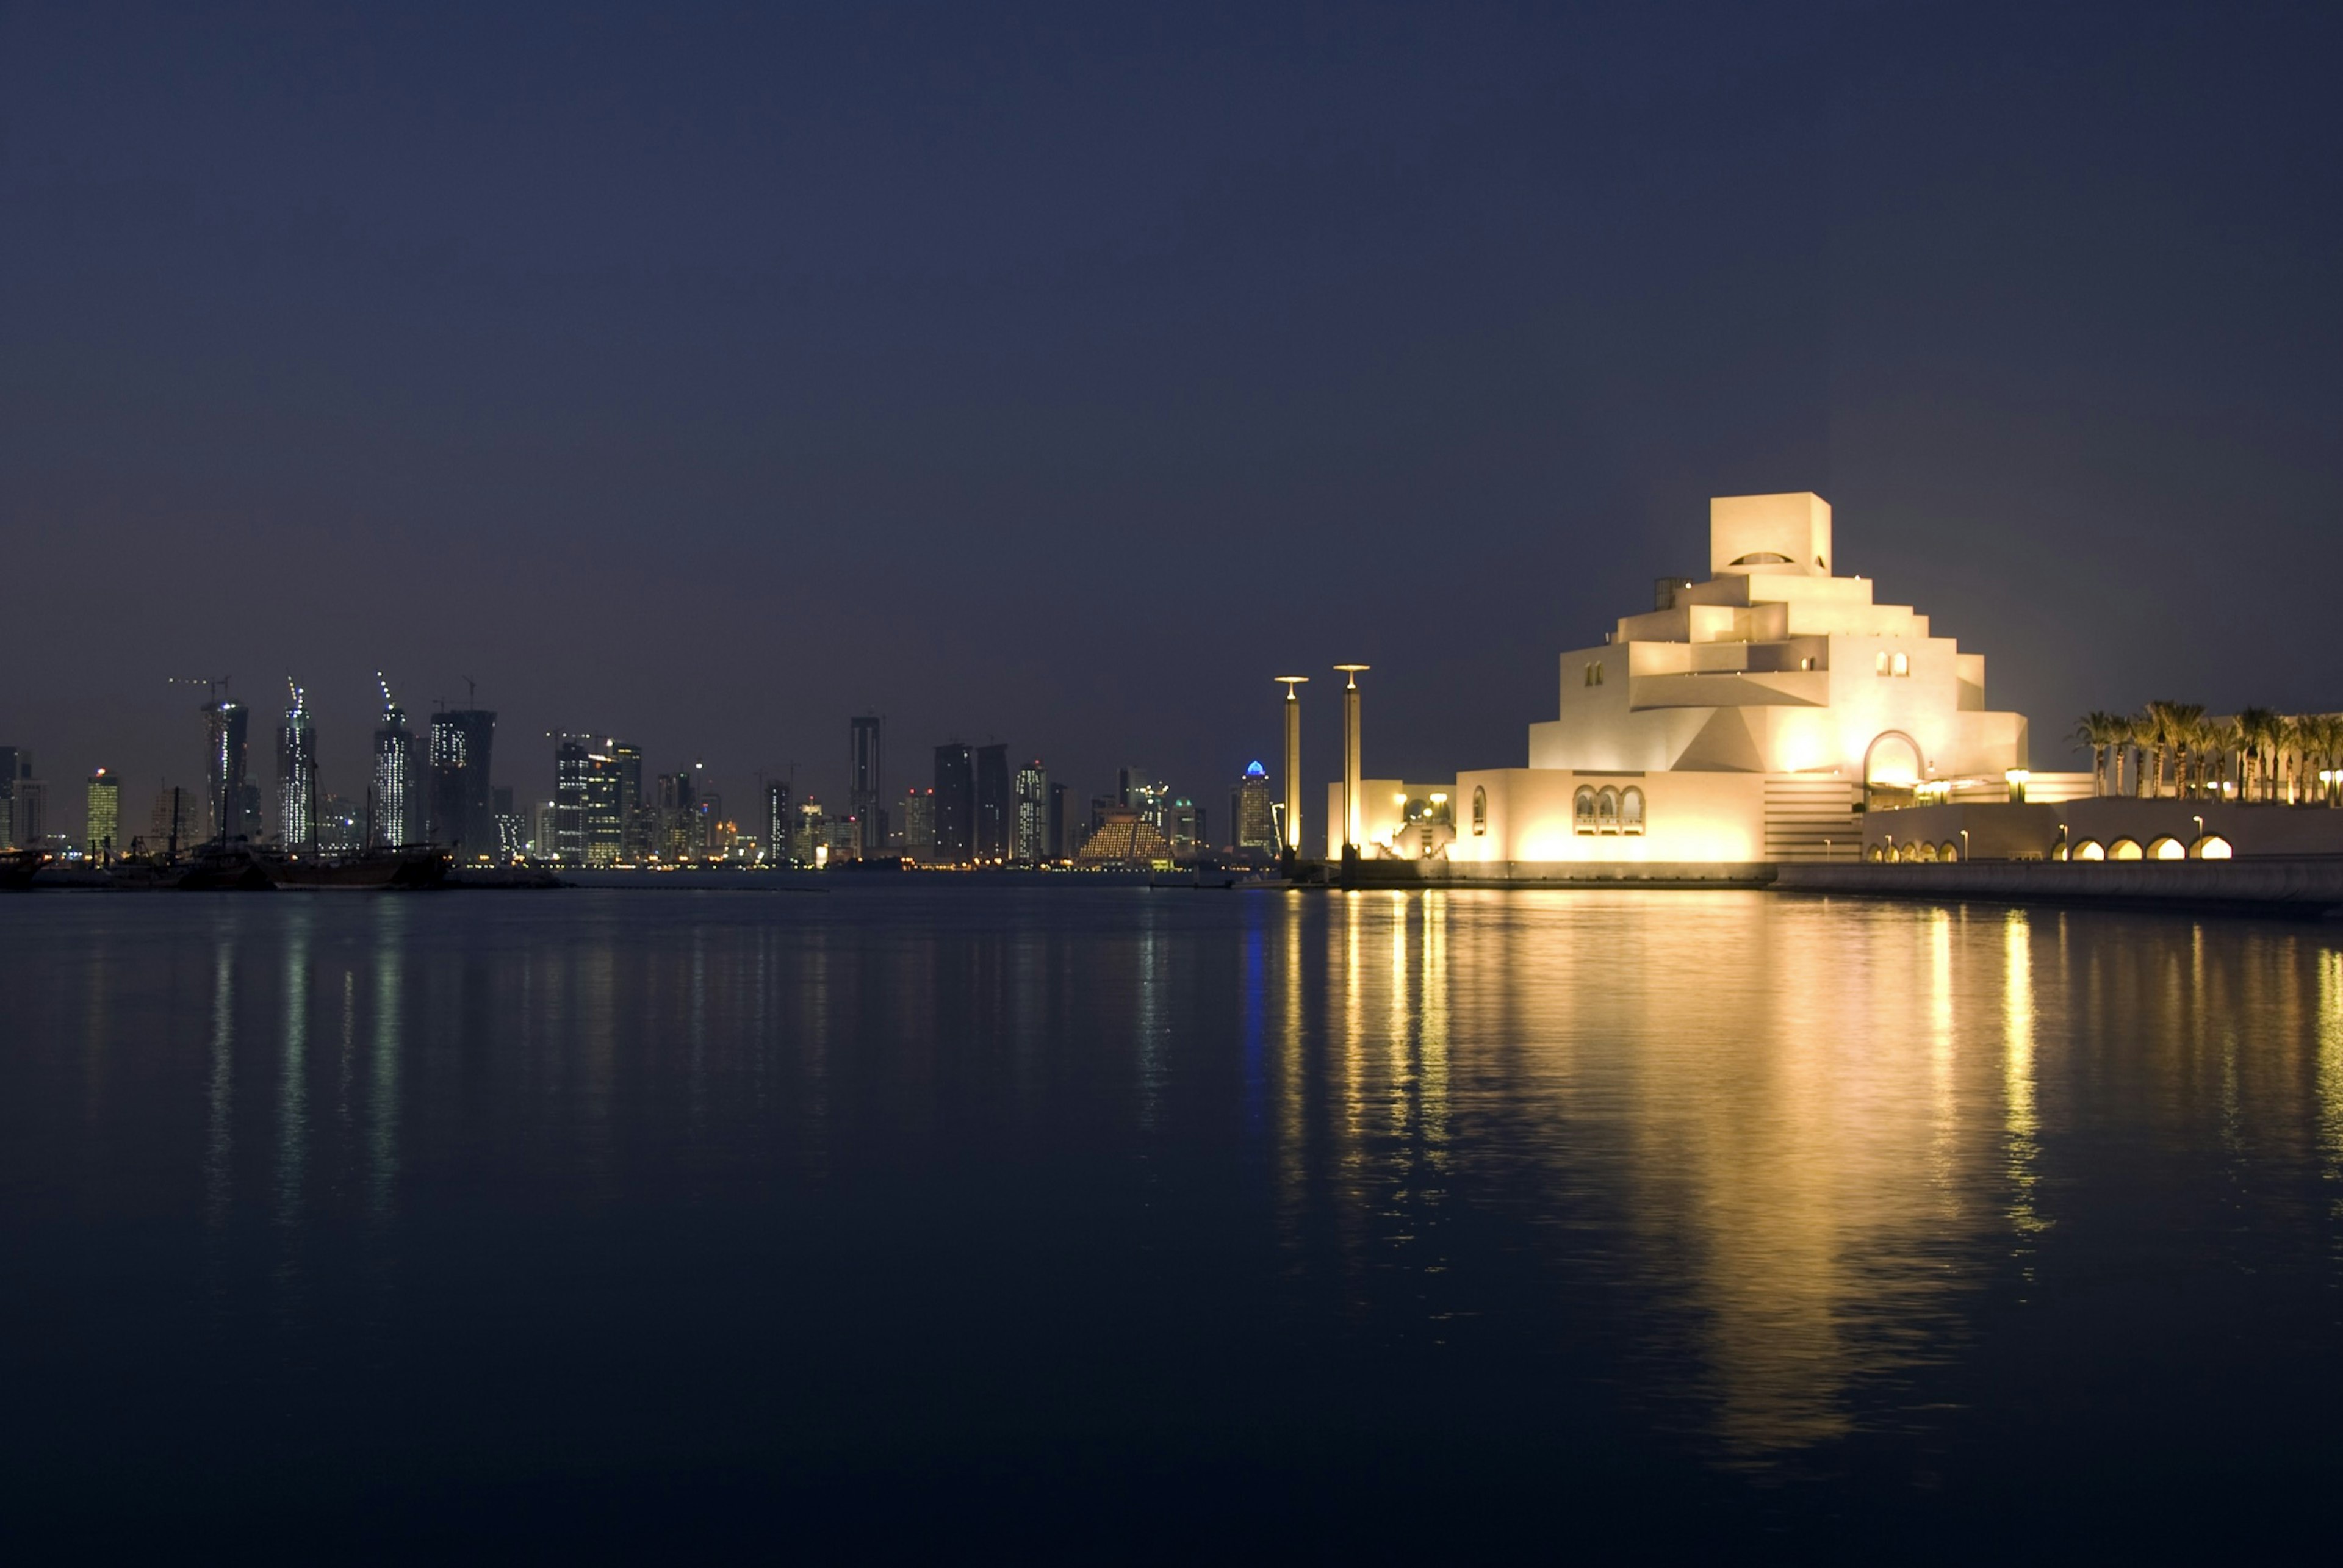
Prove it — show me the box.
[5,886,2342,1558]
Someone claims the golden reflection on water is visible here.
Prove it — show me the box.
[2004,912,2046,1248]
[1290,890,2343,1460]
[2320,949,2343,1207]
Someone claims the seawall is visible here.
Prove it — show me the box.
[1776,858,2343,916]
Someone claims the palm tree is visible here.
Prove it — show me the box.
[2236,706,2278,802]
[2277,714,2306,804]
[2071,711,2123,796]
[2138,702,2178,798]
[2298,714,2322,807]
[2164,703,2205,798]
[2107,711,2136,797]
[2195,715,2234,801]
[2209,714,2237,800]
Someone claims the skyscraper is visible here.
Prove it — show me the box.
[610,743,642,858]
[1232,761,1275,852]
[492,786,524,863]
[428,707,497,858]
[1118,766,1168,833]
[764,779,793,865]
[1165,798,1203,856]
[85,769,120,859]
[0,747,31,847]
[932,743,974,865]
[319,793,362,854]
[899,786,934,862]
[277,681,317,848]
[554,735,630,866]
[151,784,203,854]
[849,715,885,856]
[1013,759,1048,865]
[975,743,1009,864]
[371,678,420,847]
[1048,780,1071,859]
[203,698,250,842]
[15,777,47,847]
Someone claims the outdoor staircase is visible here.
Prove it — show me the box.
[1763,775,1862,861]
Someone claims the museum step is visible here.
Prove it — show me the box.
[1763,776,1862,861]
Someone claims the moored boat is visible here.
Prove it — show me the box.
[268,845,451,890]
[173,841,277,891]
[0,848,47,890]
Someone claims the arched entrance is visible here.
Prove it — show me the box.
[1863,730,1925,808]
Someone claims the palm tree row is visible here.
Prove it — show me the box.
[2071,707,2343,804]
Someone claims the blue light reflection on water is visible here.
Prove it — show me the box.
[4,886,2342,1556]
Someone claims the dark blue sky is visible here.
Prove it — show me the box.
[5,1,2338,823]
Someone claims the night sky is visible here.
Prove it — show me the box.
[7,2,2338,829]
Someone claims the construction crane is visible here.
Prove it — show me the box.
[167,675,232,707]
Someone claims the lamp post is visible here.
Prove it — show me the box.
[1334,664,1369,857]
[1275,677,1308,861]
[1959,828,1969,863]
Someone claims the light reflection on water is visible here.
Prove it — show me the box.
[5,887,2342,1548]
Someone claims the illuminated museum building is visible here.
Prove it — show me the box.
[1338,492,2076,865]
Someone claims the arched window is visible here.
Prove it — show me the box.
[1899,841,1922,863]
[1890,652,1910,677]
[1574,786,1597,834]
[2148,836,2185,861]
[1865,844,1885,863]
[1940,841,1960,862]
[1731,552,1792,565]
[1875,651,1890,676]
[1916,841,1938,863]
[2051,843,2069,861]
[2073,839,2105,861]
[1470,786,1487,837]
[2109,838,2143,861]
[1621,787,1645,835]
[1596,787,1620,832]
[2190,835,2232,860]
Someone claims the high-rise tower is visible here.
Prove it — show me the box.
[277,680,317,848]
[1233,761,1275,852]
[975,744,1010,863]
[0,747,29,848]
[1012,759,1048,864]
[553,735,631,866]
[85,768,121,859]
[764,778,793,865]
[849,715,885,855]
[371,676,420,847]
[932,743,974,865]
[428,705,497,857]
[203,697,251,842]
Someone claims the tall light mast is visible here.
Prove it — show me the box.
[1275,677,1308,857]
[1334,664,1369,855]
